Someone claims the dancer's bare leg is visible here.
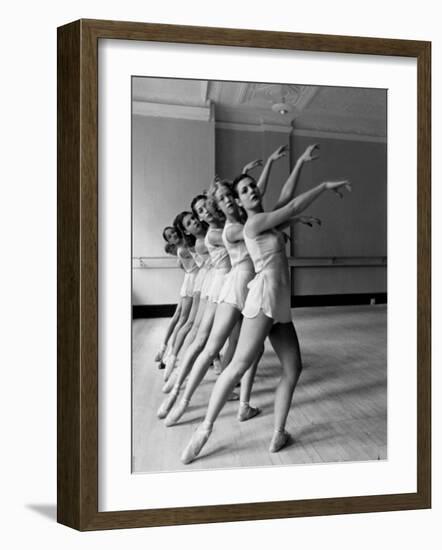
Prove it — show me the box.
[158,300,217,418]
[177,295,208,361]
[164,294,200,380]
[237,345,264,421]
[154,302,182,364]
[267,322,303,451]
[165,304,241,425]
[181,312,273,463]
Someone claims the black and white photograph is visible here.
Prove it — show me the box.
[131,76,387,473]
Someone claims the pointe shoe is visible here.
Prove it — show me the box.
[157,390,179,419]
[164,398,189,427]
[181,425,212,464]
[227,390,240,401]
[154,344,166,362]
[237,404,261,422]
[162,374,176,393]
[269,430,291,453]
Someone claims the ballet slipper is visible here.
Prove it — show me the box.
[154,344,166,362]
[237,403,261,422]
[164,398,189,427]
[181,424,212,464]
[269,430,291,453]
[157,389,179,419]
[227,390,240,401]
[162,373,177,393]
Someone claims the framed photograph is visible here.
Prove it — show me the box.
[57,19,431,530]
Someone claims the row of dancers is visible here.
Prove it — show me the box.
[153,143,351,464]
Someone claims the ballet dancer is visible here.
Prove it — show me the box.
[157,193,232,418]
[163,208,211,381]
[181,158,351,463]
[154,231,187,368]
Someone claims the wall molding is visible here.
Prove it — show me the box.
[133,100,213,121]
[133,256,387,270]
[215,120,386,143]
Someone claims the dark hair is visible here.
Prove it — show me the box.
[190,193,208,220]
[232,173,256,194]
[164,242,177,255]
[173,211,196,247]
[162,226,175,243]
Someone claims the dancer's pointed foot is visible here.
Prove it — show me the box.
[269,430,291,453]
[154,344,166,362]
[162,373,176,393]
[157,389,179,419]
[237,403,261,422]
[181,424,212,464]
[164,398,189,427]
[164,355,176,381]
[227,390,240,401]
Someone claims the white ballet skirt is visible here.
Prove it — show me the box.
[217,221,255,311]
[205,228,231,303]
[242,226,292,324]
[179,271,198,298]
[191,237,211,294]
[177,246,198,298]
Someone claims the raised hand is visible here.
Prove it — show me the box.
[298,216,322,227]
[269,144,288,162]
[324,180,352,198]
[242,159,263,174]
[300,143,320,163]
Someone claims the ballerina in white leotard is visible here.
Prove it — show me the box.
[162,211,210,381]
[155,225,197,369]
[164,145,319,426]
[181,150,351,463]
[153,236,185,369]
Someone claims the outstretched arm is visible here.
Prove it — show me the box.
[273,144,320,211]
[241,159,263,175]
[256,145,288,197]
[247,180,351,237]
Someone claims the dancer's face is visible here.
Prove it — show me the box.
[194,198,214,224]
[236,177,261,211]
[164,227,180,245]
[182,212,203,236]
[215,185,237,218]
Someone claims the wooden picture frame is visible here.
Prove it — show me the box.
[57,18,431,530]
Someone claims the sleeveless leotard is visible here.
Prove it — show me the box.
[218,221,255,310]
[242,225,292,323]
[177,246,198,298]
[204,227,231,303]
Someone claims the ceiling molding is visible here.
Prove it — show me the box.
[215,121,292,134]
[215,121,386,142]
[292,128,387,143]
[133,101,212,121]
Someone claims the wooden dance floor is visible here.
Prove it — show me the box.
[132,304,387,473]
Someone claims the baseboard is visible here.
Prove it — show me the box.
[132,304,177,318]
[291,293,387,308]
[133,293,387,318]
